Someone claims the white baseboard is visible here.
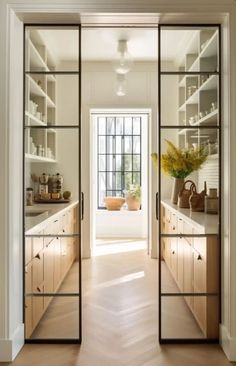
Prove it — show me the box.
[220,324,236,361]
[0,323,24,362]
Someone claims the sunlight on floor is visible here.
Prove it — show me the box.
[93,238,147,256]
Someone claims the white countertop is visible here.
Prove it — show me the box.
[25,200,78,234]
[161,199,219,234]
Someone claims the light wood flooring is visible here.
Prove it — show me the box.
[1,241,234,366]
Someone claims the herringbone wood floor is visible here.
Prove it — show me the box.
[2,242,234,366]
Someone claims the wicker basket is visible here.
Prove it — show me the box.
[104,196,125,211]
[177,180,196,208]
[189,182,207,212]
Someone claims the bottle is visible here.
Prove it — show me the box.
[26,188,34,206]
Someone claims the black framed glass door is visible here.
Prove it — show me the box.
[158,24,221,343]
[23,24,82,343]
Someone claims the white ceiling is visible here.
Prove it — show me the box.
[37,28,196,63]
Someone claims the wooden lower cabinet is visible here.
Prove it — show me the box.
[25,204,78,338]
[161,203,219,338]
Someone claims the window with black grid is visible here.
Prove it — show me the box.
[97,115,142,209]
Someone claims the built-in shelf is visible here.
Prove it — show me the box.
[25,154,56,163]
[25,111,46,126]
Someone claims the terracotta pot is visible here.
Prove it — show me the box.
[171,178,185,204]
[104,196,125,210]
[126,196,141,211]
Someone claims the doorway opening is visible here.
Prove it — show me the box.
[90,111,150,256]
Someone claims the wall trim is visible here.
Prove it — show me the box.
[220,324,236,361]
[0,324,24,362]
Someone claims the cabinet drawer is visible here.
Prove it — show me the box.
[193,237,207,260]
[183,220,193,245]
[32,233,44,257]
[32,252,44,290]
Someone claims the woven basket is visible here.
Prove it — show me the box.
[104,196,125,211]
[177,180,196,208]
[189,182,207,212]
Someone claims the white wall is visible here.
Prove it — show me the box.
[81,61,161,256]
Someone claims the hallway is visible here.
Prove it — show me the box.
[2,245,233,366]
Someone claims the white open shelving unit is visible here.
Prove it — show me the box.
[177,29,219,159]
[25,29,57,163]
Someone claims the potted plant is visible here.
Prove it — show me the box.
[125,184,141,211]
[152,140,208,204]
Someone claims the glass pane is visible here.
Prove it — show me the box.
[107,172,113,190]
[161,26,219,72]
[25,27,79,72]
[124,117,132,135]
[133,136,141,153]
[133,155,140,171]
[24,128,79,235]
[124,173,132,189]
[116,155,122,171]
[24,74,79,126]
[25,295,80,339]
[160,74,219,126]
[99,155,106,171]
[133,173,141,185]
[107,136,114,154]
[116,173,122,190]
[107,117,115,135]
[107,154,113,172]
[99,136,106,153]
[116,117,123,135]
[161,295,220,339]
[116,136,122,154]
[159,127,219,235]
[124,155,132,171]
[98,117,106,135]
[124,136,132,153]
[133,117,141,134]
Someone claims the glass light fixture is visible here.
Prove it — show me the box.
[116,74,127,97]
[113,40,133,75]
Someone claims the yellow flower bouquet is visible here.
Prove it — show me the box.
[152,140,208,178]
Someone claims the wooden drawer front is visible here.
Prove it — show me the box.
[25,262,32,294]
[193,248,207,293]
[25,238,32,265]
[32,253,44,291]
[25,296,33,338]
[178,218,183,234]
[194,296,206,335]
[177,237,184,291]
[194,237,207,261]
[32,234,44,257]
[44,222,54,247]
[170,212,177,233]
[183,220,193,245]
[170,237,178,278]
[32,286,44,329]
[53,237,61,291]
[44,242,54,306]
[183,239,194,310]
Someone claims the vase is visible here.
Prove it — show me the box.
[171,178,184,204]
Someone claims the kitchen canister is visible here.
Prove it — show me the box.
[205,188,219,214]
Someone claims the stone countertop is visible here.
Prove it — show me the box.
[161,199,219,234]
[25,200,79,234]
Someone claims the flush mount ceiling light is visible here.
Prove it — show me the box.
[113,39,133,75]
[116,74,127,97]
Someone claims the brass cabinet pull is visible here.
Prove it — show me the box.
[172,250,175,255]
[62,229,65,233]
[54,219,58,223]
[36,286,41,292]
[173,225,175,230]
[197,254,202,260]
[35,253,41,260]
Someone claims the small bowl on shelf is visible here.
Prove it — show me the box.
[104,196,125,211]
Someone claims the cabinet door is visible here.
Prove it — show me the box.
[32,233,44,257]
[44,241,54,307]
[32,253,44,328]
[177,237,184,291]
[183,239,194,310]
[170,213,178,279]
[53,236,61,291]
[25,262,33,338]
[25,238,32,265]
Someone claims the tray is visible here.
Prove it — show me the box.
[34,199,70,204]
